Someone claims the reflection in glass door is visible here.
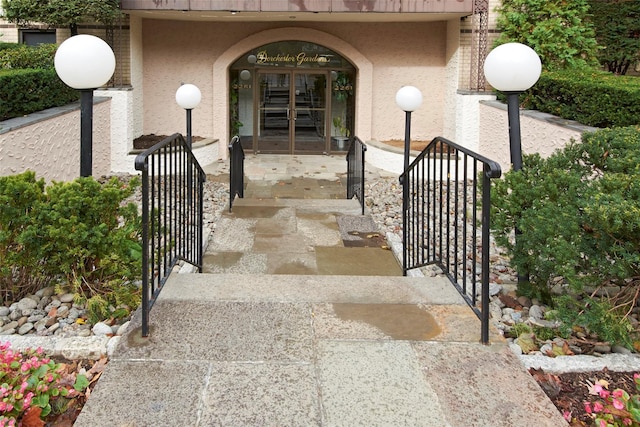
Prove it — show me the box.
[257,72,327,154]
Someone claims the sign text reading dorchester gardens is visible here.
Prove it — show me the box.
[256,50,329,66]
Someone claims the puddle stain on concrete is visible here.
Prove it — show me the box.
[332,303,441,340]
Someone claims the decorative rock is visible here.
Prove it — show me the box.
[56,306,69,318]
[9,310,21,321]
[488,282,502,297]
[528,305,544,320]
[59,293,75,303]
[592,344,612,354]
[2,321,18,333]
[612,345,632,355]
[47,323,60,334]
[516,296,532,308]
[36,287,56,298]
[45,300,62,312]
[116,321,130,336]
[16,317,28,327]
[92,322,113,336]
[509,342,523,355]
[18,323,34,335]
[17,297,37,311]
[0,307,9,317]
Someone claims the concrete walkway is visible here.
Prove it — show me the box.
[75,154,567,426]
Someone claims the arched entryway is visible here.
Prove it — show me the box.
[230,41,356,154]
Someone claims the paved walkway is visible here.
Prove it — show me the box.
[75,155,567,426]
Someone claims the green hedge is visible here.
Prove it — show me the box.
[0,43,57,69]
[0,69,78,121]
[524,69,640,128]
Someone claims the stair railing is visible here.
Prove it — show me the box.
[135,133,206,337]
[228,135,244,211]
[399,137,501,344]
[346,136,367,215]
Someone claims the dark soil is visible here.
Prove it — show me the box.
[532,367,638,425]
[133,134,206,149]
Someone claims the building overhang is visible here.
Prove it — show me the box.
[120,0,473,22]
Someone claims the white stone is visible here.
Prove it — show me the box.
[92,322,113,336]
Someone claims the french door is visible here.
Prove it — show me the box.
[256,71,328,154]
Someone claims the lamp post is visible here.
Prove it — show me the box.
[483,43,542,172]
[395,86,423,176]
[483,42,541,285]
[175,84,202,149]
[395,86,423,276]
[54,35,116,177]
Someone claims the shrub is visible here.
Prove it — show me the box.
[0,172,49,303]
[0,173,142,322]
[524,69,640,128]
[0,69,78,121]
[491,126,640,303]
[0,43,57,70]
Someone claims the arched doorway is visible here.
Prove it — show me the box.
[230,41,356,154]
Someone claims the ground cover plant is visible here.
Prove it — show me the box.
[0,172,142,323]
[0,341,105,425]
[491,126,640,349]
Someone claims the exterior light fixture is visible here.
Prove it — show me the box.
[54,34,116,177]
[239,70,251,81]
[395,86,423,175]
[483,42,541,172]
[484,42,541,285]
[175,83,202,149]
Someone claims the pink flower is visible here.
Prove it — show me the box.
[591,383,604,395]
[613,398,625,410]
[584,402,593,414]
[613,389,624,398]
[599,389,610,399]
[562,410,571,421]
[593,401,604,413]
[624,418,633,426]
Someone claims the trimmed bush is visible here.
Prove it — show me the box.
[0,68,78,121]
[524,69,640,128]
[491,126,640,299]
[0,43,57,69]
[0,173,142,322]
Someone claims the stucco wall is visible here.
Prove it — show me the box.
[479,100,598,171]
[0,99,111,182]
[139,20,449,150]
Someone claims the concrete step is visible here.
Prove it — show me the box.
[74,272,566,427]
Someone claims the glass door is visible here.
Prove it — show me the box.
[292,72,327,154]
[257,71,328,154]
[257,72,291,153]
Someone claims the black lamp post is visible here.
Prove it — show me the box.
[395,85,423,276]
[484,42,542,284]
[54,35,116,177]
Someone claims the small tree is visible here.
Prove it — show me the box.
[588,0,640,75]
[494,0,600,70]
[1,0,121,36]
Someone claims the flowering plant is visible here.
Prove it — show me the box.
[0,341,86,426]
[581,374,640,427]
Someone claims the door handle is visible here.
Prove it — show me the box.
[287,107,290,121]
[293,109,297,121]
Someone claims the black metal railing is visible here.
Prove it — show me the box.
[346,137,367,215]
[399,136,501,344]
[228,135,244,211]
[134,133,206,337]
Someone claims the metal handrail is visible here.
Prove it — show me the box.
[399,136,501,344]
[134,133,206,337]
[228,135,244,211]
[346,136,367,215]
